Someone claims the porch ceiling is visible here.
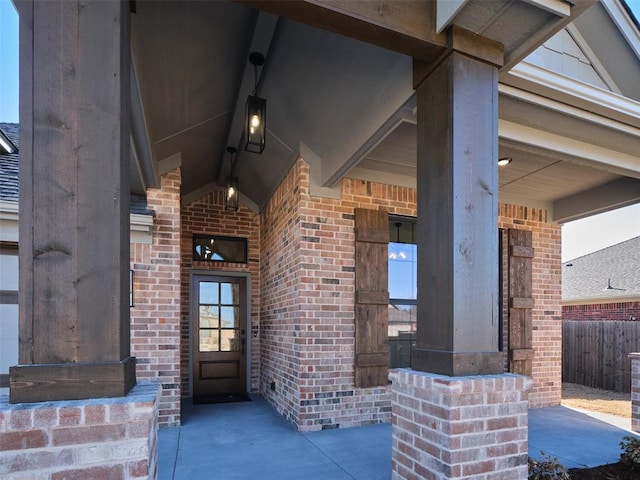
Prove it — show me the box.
[130,0,640,222]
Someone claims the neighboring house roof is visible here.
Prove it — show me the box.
[0,123,154,216]
[0,123,19,203]
[562,236,640,303]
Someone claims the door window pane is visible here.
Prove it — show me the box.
[199,329,219,352]
[199,306,219,328]
[220,330,240,352]
[220,283,239,305]
[220,307,238,328]
[200,282,218,305]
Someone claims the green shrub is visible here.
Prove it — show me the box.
[528,453,571,480]
[620,435,640,469]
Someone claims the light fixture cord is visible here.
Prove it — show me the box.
[253,63,258,96]
[229,149,238,176]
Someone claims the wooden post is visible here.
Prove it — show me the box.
[10,0,135,402]
[411,30,504,376]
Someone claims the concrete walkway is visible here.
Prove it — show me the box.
[528,405,635,469]
[158,395,637,480]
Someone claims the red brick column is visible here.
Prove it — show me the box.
[0,383,160,479]
[392,369,530,480]
[630,353,640,432]
[130,168,182,427]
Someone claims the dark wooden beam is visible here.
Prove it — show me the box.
[238,0,447,62]
[11,0,134,403]
[412,50,503,376]
[10,359,136,403]
[413,25,504,89]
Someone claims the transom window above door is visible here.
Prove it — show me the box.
[193,234,248,263]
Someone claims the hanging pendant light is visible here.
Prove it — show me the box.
[225,176,239,212]
[224,146,239,211]
[245,52,266,153]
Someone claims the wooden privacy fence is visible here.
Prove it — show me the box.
[563,320,640,393]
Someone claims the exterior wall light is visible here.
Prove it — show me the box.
[245,52,266,153]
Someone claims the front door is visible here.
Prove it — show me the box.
[191,275,247,398]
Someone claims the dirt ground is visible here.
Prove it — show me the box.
[561,382,631,418]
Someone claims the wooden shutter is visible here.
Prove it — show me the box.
[354,208,389,388]
[508,229,534,375]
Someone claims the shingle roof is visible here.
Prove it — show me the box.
[0,123,154,215]
[0,123,19,203]
[562,236,640,301]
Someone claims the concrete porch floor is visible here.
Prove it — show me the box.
[158,395,637,480]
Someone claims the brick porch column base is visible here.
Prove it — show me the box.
[391,369,531,480]
[0,382,160,479]
[630,353,640,432]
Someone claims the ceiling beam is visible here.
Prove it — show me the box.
[130,55,158,191]
[325,111,405,188]
[499,119,640,179]
[237,0,447,63]
[217,11,279,185]
[553,177,640,223]
[157,152,182,177]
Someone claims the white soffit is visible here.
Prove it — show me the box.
[498,83,640,137]
[505,61,640,126]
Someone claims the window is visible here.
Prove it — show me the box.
[388,217,417,368]
[193,234,248,263]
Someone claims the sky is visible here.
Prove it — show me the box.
[0,0,18,123]
[0,0,638,259]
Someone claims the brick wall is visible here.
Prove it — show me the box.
[294,167,415,431]
[130,168,182,428]
[180,191,261,396]
[261,160,414,431]
[260,162,303,424]
[563,302,640,322]
[499,204,562,408]
[0,382,160,480]
[257,160,562,429]
[391,370,530,480]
